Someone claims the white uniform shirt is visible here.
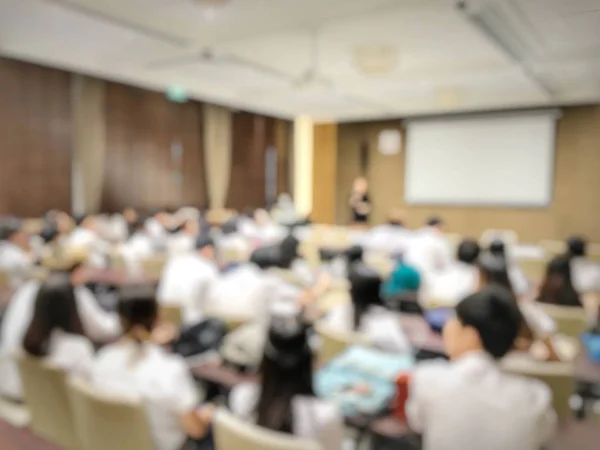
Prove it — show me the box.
[45,330,95,380]
[157,253,219,325]
[91,341,199,450]
[166,232,195,257]
[570,257,600,293]
[230,383,344,450]
[120,232,155,273]
[426,262,478,307]
[404,228,452,283]
[145,218,167,249]
[407,352,556,450]
[0,281,120,400]
[362,225,412,256]
[325,304,411,353]
[509,264,530,297]
[0,241,31,290]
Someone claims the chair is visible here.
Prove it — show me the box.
[537,304,588,338]
[480,229,518,246]
[141,256,166,279]
[501,353,574,418]
[17,354,79,449]
[214,408,321,450]
[160,304,183,326]
[315,324,367,365]
[68,378,156,450]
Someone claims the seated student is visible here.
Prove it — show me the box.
[407,285,556,450]
[145,209,171,249]
[489,239,529,296]
[427,238,481,307]
[120,218,155,273]
[216,218,251,261]
[92,287,213,450]
[381,259,421,302]
[326,264,411,352]
[566,236,600,294]
[22,273,94,379]
[0,262,120,400]
[243,209,287,246]
[157,236,218,325]
[404,216,452,283]
[536,256,582,308]
[166,219,198,257]
[362,208,412,256]
[229,319,344,450]
[68,214,99,249]
[0,218,32,290]
[270,193,300,226]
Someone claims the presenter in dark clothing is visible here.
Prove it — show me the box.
[349,177,371,227]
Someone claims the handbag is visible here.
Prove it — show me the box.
[172,318,228,358]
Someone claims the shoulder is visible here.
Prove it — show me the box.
[61,334,95,356]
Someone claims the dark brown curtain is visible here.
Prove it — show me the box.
[0,58,72,216]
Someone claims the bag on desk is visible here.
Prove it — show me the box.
[315,345,415,417]
[173,318,228,358]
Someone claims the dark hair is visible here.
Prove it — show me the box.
[477,252,514,294]
[346,245,364,265]
[117,286,159,340]
[195,235,214,250]
[0,217,23,241]
[255,323,314,434]
[566,237,587,258]
[489,239,506,259]
[456,285,522,359]
[426,216,443,227]
[74,214,88,227]
[457,239,480,265]
[220,218,238,236]
[23,273,85,357]
[537,256,581,307]
[167,220,187,235]
[39,224,60,244]
[349,264,383,330]
[279,234,299,269]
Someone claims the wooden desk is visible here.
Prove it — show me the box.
[190,361,258,389]
[82,268,158,287]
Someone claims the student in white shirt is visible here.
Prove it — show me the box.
[407,285,556,450]
[120,219,155,273]
[22,273,94,380]
[404,216,452,283]
[0,218,32,290]
[326,264,410,353]
[566,237,600,293]
[145,209,170,250]
[92,287,213,450]
[229,320,344,450]
[157,236,219,325]
[536,256,582,308]
[427,239,481,307]
[362,208,412,256]
[489,239,530,296]
[0,263,119,400]
[68,214,99,249]
[166,219,198,257]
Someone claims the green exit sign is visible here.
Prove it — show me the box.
[166,85,188,103]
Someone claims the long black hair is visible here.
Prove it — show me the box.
[255,322,314,434]
[278,234,300,269]
[117,286,159,342]
[537,256,581,307]
[349,264,383,330]
[477,252,514,294]
[23,273,85,357]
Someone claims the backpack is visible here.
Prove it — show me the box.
[172,318,228,358]
[315,345,415,417]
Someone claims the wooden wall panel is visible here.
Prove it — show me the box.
[0,58,71,216]
[102,82,206,213]
[312,123,338,223]
[336,107,600,242]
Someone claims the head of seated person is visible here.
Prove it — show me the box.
[477,252,514,295]
[536,256,581,307]
[346,245,364,266]
[195,235,216,262]
[387,208,406,227]
[117,285,158,344]
[425,215,444,233]
[443,285,522,360]
[75,213,95,231]
[566,236,587,259]
[278,234,300,269]
[0,217,28,248]
[318,247,346,263]
[254,208,271,226]
[129,217,148,237]
[256,320,313,433]
[23,272,86,357]
[250,245,280,270]
[122,207,138,225]
[489,239,507,260]
[220,217,239,236]
[382,260,421,301]
[39,223,60,246]
[457,238,481,265]
[349,265,384,330]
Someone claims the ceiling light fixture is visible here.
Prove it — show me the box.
[192,0,231,20]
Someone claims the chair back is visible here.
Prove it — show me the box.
[17,354,79,449]
[538,304,588,338]
[68,377,156,450]
[501,354,574,418]
[214,409,321,450]
[315,324,366,365]
[141,256,166,279]
[160,304,183,326]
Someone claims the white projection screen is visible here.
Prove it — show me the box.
[404,111,559,207]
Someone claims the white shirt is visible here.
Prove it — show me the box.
[120,232,154,273]
[362,225,412,256]
[146,218,167,248]
[0,241,31,290]
[45,330,95,380]
[325,304,411,353]
[570,257,600,293]
[167,232,195,257]
[157,253,219,325]
[407,352,556,450]
[426,262,478,307]
[0,281,121,400]
[509,264,530,297]
[404,228,452,283]
[230,383,344,450]
[67,227,98,249]
[92,341,199,450]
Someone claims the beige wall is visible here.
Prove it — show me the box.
[312,123,338,223]
[336,106,600,242]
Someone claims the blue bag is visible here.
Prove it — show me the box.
[315,346,415,417]
[582,333,600,363]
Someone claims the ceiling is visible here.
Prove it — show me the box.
[1,0,600,121]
